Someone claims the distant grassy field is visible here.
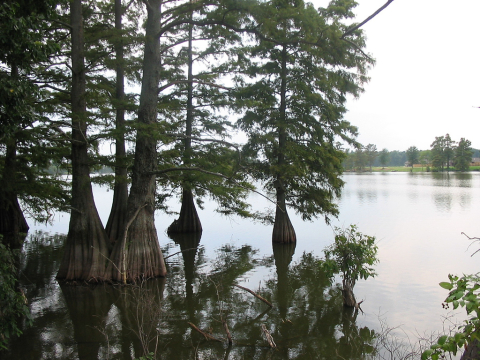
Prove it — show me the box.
[368,166,480,172]
[371,166,422,172]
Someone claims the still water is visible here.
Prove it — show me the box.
[5,172,480,359]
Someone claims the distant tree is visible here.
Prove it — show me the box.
[406,146,419,169]
[354,148,367,171]
[389,150,407,166]
[343,149,355,171]
[454,138,473,171]
[431,134,456,172]
[418,150,430,171]
[444,134,456,171]
[431,136,446,171]
[364,144,377,171]
[378,148,389,168]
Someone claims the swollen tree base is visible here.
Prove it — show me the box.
[0,192,29,248]
[57,206,110,282]
[108,206,167,283]
[168,189,202,234]
[105,181,128,248]
[272,207,296,244]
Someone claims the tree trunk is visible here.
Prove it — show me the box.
[0,138,29,248]
[461,340,480,360]
[342,282,357,308]
[168,189,202,233]
[0,64,29,248]
[272,45,296,244]
[108,0,167,282]
[57,0,110,282]
[105,0,128,248]
[272,183,296,243]
[168,17,202,234]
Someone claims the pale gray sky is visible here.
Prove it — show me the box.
[313,0,480,151]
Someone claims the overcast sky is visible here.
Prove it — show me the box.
[312,0,480,151]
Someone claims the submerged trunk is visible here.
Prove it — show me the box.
[168,189,202,234]
[105,0,128,247]
[272,45,295,244]
[57,0,109,282]
[0,139,29,248]
[108,0,166,282]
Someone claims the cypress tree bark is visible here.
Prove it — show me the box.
[105,0,128,247]
[0,65,29,248]
[168,189,202,234]
[108,0,166,282]
[0,138,29,248]
[168,16,202,234]
[57,0,110,282]
[272,45,296,244]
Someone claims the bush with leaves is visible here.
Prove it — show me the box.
[422,273,480,360]
[0,242,31,350]
[322,225,379,308]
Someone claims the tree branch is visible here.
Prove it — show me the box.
[341,0,396,38]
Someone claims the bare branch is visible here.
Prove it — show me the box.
[342,0,396,38]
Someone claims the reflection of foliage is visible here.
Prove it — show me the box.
[0,241,31,350]
[7,235,378,360]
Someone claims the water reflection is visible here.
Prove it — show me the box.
[430,172,472,188]
[5,232,376,360]
[344,172,476,212]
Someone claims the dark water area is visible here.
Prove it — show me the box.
[4,172,480,359]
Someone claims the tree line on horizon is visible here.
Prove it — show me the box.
[0,0,384,283]
[343,135,479,172]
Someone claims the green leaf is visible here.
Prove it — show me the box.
[437,335,448,345]
[439,282,453,290]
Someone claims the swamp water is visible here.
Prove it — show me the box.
[4,172,480,359]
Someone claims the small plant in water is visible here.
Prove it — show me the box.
[322,224,379,308]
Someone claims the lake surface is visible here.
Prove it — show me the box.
[5,172,480,359]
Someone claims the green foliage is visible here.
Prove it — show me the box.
[406,145,419,168]
[364,144,377,170]
[378,148,389,167]
[454,138,473,171]
[236,0,372,222]
[0,241,32,350]
[422,273,480,360]
[322,225,378,291]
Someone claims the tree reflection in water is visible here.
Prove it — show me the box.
[5,231,376,360]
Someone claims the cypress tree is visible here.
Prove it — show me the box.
[235,0,372,243]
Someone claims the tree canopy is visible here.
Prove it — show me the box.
[0,0,382,280]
